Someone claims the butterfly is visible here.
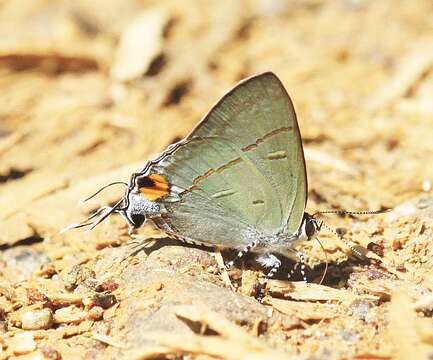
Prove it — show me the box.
[65,72,386,299]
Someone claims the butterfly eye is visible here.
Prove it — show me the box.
[130,213,145,228]
[305,219,317,239]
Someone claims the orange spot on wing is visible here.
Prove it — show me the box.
[138,173,170,201]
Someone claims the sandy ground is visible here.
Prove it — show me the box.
[0,1,432,359]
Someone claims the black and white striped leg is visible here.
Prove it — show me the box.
[256,254,282,302]
[296,251,307,281]
[221,240,259,271]
[287,251,307,281]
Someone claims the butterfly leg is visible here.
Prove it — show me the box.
[256,254,282,302]
[216,241,260,294]
[297,251,307,281]
[287,251,307,281]
[223,239,260,271]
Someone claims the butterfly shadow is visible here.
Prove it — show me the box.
[118,236,217,263]
[118,237,374,289]
[242,251,374,287]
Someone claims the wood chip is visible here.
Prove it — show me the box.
[110,9,169,81]
[20,308,53,330]
[267,280,379,302]
[8,332,36,355]
[147,331,291,360]
[53,305,87,324]
[214,251,235,291]
[92,332,126,348]
[266,298,338,320]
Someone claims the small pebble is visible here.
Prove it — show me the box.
[367,242,384,257]
[54,305,86,324]
[41,346,62,360]
[21,308,53,330]
[349,300,371,321]
[9,332,36,355]
[95,279,119,293]
[26,288,48,304]
[61,265,96,291]
[87,306,104,321]
[93,293,116,309]
[392,239,402,251]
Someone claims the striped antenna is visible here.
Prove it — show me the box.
[61,196,126,234]
[319,221,364,259]
[79,181,129,204]
[312,207,390,259]
[314,208,390,217]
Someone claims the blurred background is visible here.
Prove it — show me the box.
[0,1,432,358]
[1,0,432,241]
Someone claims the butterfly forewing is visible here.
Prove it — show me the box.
[150,72,307,246]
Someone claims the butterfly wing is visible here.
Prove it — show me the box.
[147,72,307,246]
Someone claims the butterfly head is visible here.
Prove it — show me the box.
[299,213,322,241]
[120,175,166,229]
[60,170,170,233]
[120,191,146,229]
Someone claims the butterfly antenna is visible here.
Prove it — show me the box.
[88,197,126,231]
[315,236,328,285]
[314,208,390,217]
[319,221,364,259]
[61,197,126,234]
[79,181,129,204]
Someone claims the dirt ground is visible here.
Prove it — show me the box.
[0,1,433,359]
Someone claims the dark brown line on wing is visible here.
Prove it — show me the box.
[252,199,265,205]
[191,157,242,184]
[216,157,242,173]
[184,157,243,195]
[241,126,292,152]
[193,168,215,184]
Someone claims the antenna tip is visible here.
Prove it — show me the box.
[335,227,347,236]
[78,198,88,206]
[60,223,79,234]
